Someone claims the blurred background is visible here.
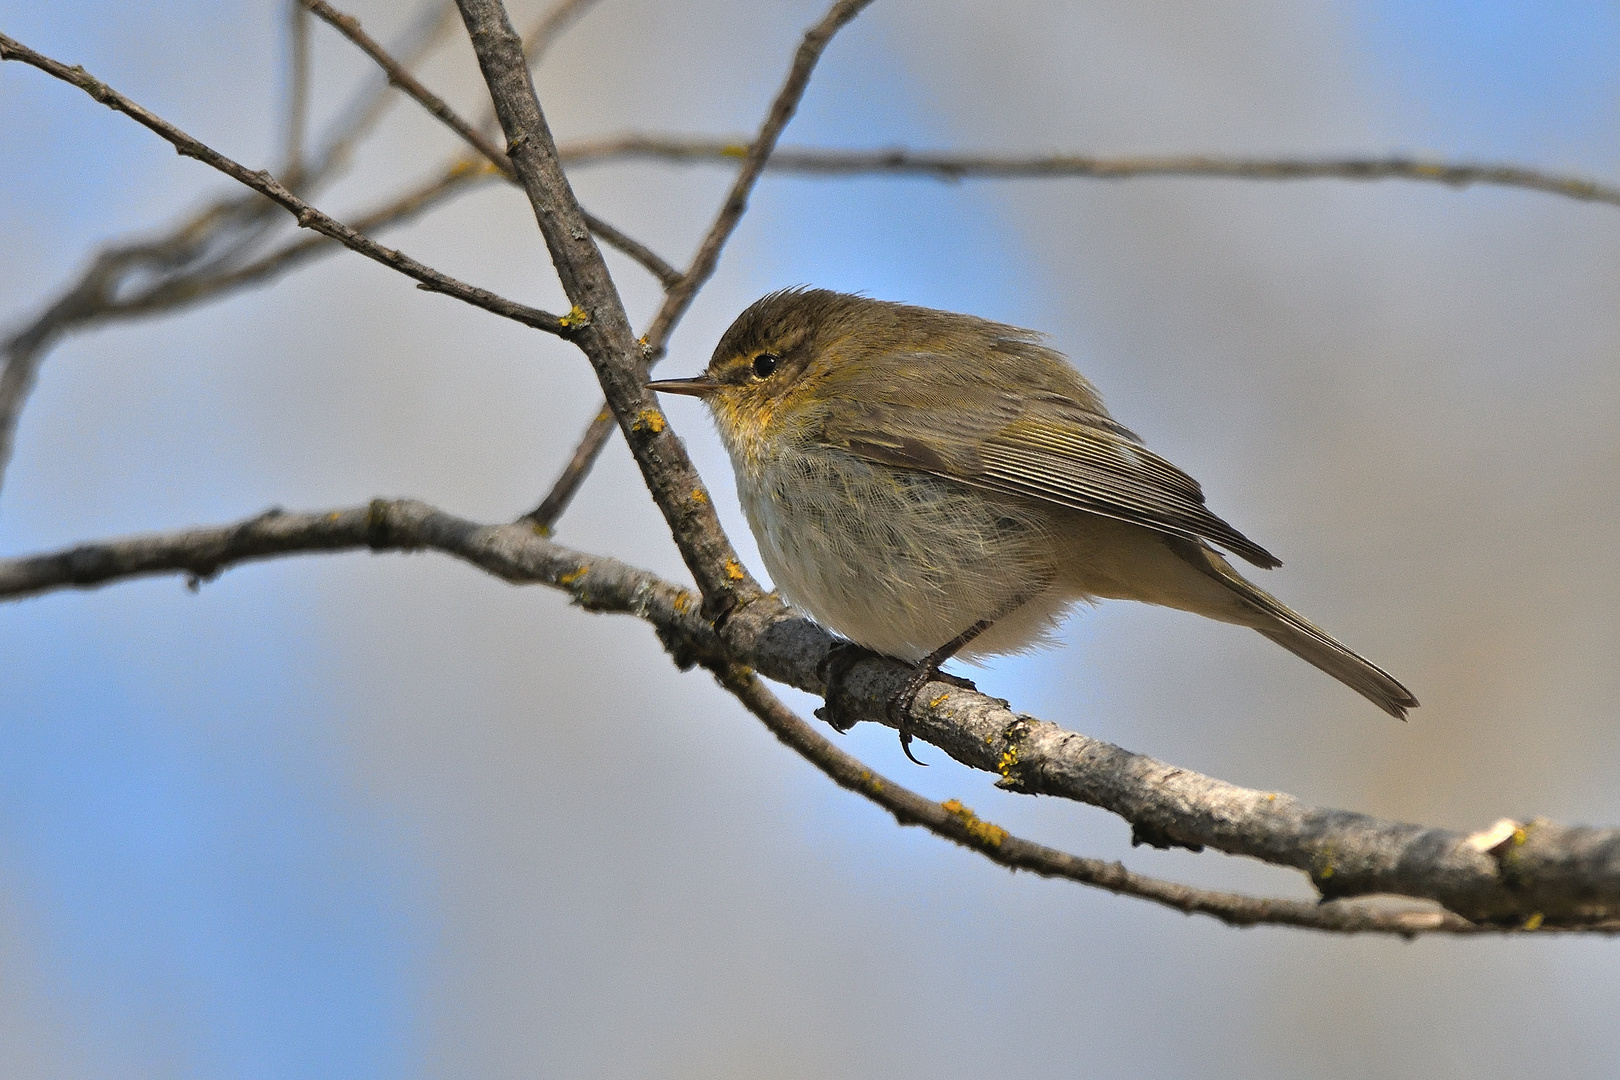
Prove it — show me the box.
[3,0,1620,1075]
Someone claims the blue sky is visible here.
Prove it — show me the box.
[5,0,1620,1076]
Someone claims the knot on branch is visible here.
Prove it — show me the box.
[364,498,408,551]
[991,717,1032,792]
[655,625,702,671]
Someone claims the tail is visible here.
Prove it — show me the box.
[1189,544,1419,719]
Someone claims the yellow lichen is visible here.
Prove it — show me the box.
[720,143,749,158]
[941,799,1007,847]
[632,409,666,434]
[1523,912,1544,931]
[558,565,588,585]
[996,742,1020,780]
[689,488,708,504]
[724,558,747,582]
[672,591,693,613]
[928,693,950,709]
[557,305,590,329]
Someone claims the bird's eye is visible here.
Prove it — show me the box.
[751,352,780,378]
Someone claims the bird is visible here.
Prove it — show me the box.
[651,288,1417,760]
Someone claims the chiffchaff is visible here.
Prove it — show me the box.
[651,289,1416,757]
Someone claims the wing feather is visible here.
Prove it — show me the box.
[820,374,1280,569]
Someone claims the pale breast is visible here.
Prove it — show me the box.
[732,442,1067,662]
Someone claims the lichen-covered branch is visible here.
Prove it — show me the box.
[522,0,875,531]
[1,500,1616,934]
[452,0,760,613]
[713,667,1487,936]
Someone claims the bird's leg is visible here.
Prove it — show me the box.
[888,619,991,766]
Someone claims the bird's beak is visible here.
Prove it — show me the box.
[646,375,718,398]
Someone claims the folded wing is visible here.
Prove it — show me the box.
[821,383,1280,570]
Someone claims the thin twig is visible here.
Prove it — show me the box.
[1,0,485,498]
[0,0,563,495]
[523,0,874,531]
[520,0,598,64]
[100,162,501,319]
[309,0,511,166]
[643,1,877,354]
[520,130,1620,531]
[580,212,682,286]
[298,0,460,187]
[560,137,1620,209]
[0,34,569,336]
[283,0,312,178]
[520,406,614,528]
[306,0,679,284]
[2,499,1615,935]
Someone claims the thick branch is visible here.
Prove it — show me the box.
[2,500,1613,933]
[712,667,1482,936]
[0,34,569,336]
[524,0,873,531]
[453,0,756,611]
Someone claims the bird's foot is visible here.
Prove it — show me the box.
[814,641,880,734]
[885,664,977,766]
[817,643,977,766]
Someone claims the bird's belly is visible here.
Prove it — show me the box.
[736,448,1066,662]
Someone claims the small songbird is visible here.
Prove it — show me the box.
[651,289,1417,759]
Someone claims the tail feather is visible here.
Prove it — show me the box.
[1188,543,1419,718]
[1252,621,1418,719]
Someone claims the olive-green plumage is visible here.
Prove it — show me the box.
[652,288,1417,719]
